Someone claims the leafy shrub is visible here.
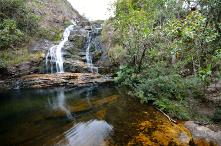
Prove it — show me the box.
[0,58,5,68]
[0,0,40,49]
[0,19,24,48]
[116,62,203,120]
[212,109,221,123]
[64,21,73,26]
[115,63,137,85]
[54,33,63,41]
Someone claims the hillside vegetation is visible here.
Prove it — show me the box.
[0,0,84,67]
[102,0,221,122]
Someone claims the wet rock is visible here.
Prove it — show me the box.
[89,43,95,52]
[40,20,113,75]
[19,63,30,75]
[184,121,221,145]
[0,73,113,90]
[93,28,102,35]
[0,58,43,80]
[85,26,91,30]
[28,39,54,53]
[68,35,75,41]
[78,21,91,27]
[68,35,87,50]
[92,51,103,63]
[179,132,190,144]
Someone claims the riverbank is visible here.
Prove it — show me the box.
[0,72,113,89]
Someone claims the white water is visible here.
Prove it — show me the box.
[57,91,75,121]
[46,25,74,73]
[86,32,98,73]
[47,90,75,121]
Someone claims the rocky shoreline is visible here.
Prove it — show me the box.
[0,72,113,90]
[183,121,221,145]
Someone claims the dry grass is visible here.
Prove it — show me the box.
[28,0,84,31]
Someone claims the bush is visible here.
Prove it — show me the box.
[54,33,63,41]
[0,19,24,48]
[116,62,204,120]
[212,109,221,123]
[0,0,40,49]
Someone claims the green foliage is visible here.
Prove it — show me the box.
[212,109,221,122]
[64,21,73,26]
[0,19,24,48]
[0,48,41,65]
[115,61,204,119]
[166,11,220,75]
[0,57,5,68]
[110,0,221,75]
[197,64,213,86]
[108,0,221,120]
[115,63,136,84]
[0,0,41,49]
[38,28,54,40]
[54,33,63,41]
[100,29,108,42]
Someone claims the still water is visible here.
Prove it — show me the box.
[0,83,205,146]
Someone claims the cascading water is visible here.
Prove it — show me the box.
[45,25,74,73]
[86,32,98,73]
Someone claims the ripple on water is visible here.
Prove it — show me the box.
[55,120,113,146]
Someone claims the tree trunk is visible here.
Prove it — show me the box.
[138,43,148,73]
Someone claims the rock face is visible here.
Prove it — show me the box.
[184,121,221,146]
[41,20,111,74]
[0,20,114,88]
[0,21,112,80]
[0,72,113,89]
[0,58,43,80]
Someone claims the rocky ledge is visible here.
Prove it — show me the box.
[0,72,113,89]
[184,121,221,146]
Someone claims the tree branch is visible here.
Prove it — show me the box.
[154,106,177,126]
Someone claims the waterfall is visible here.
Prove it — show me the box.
[86,32,98,73]
[46,25,74,73]
[86,32,93,73]
[13,79,21,89]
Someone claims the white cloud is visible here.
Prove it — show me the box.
[67,0,115,20]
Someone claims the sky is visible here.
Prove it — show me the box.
[67,0,115,20]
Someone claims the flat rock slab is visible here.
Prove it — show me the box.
[184,121,221,146]
[0,72,113,89]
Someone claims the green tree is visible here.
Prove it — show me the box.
[0,0,40,49]
[109,0,221,119]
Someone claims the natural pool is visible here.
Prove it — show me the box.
[0,83,215,146]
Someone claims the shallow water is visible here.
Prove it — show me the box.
[0,83,215,146]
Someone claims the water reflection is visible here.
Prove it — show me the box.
[56,120,113,146]
[2,83,199,146]
[86,87,92,107]
[57,91,75,121]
